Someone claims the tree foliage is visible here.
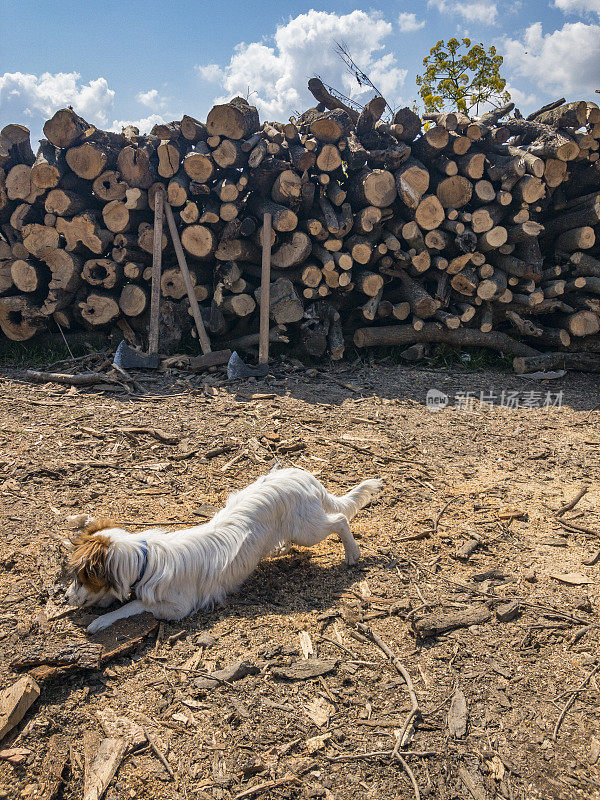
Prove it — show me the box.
[416,38,511,115]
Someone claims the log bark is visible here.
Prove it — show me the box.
[354,323,539,356]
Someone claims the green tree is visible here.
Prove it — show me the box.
[416,37,511,115]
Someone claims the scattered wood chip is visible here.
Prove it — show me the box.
[541,536,567,547]
[455,539,479,560]
[84,737,128,800]
[495,601,520,623]
[550,572,593,585]
[486,754,505,781]
[299,631,314,659]
[96,708,145,747]
[412,606,491,638]
[458,765,488,800]
[304,696,334,728]
[306,732,332,754]
[0,747,30,765]
[447,688,468,738]
[194,661,259,689]
[590,736,600,765]
[271,658,338,681]
[0,675,40,741]
[498,508,527,522]
[358,580,372,600]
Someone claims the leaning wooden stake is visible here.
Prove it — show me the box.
[259,212,273,365]
[163,196,212,354]
[148,188,164,356]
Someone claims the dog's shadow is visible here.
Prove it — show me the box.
[189,550,384,625]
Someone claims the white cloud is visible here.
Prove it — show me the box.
[136,88,168,110]
[195,10,407,121]
[0,71,115,145]
[503,83,538,109]
[0,71,115,135]
[398,12,425,32]
[553,0,600,15]
[109,113,166,134]
[196,64,224,83]
[428,0,498,25]
[503,21,600,96]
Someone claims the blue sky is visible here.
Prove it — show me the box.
[1,0,599,144]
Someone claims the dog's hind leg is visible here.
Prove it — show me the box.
[291,509,361,565]
[327,513,361,565]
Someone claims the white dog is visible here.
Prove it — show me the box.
[65,467,382,633]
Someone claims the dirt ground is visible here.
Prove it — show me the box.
[0,357,599,800]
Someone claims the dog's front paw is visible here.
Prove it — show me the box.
[87,616,109,634]
[345,546,361,566]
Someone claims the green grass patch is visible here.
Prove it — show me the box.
[0,338,89,368]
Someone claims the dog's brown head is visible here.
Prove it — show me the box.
[66,518,118,607]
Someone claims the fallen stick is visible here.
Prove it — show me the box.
[142,727,174,779]
[411,606,492,638]
[327,749,437,762]
[354,323,540,357]
[432,494,464,533]
[25,370,113,386]
[555,486,589,517]
[220,327,289,352]
[233,774,301,800]
[117,426,179,444]
[557,519,600,540]
[395,752,421,800]
[552,663,600,740]
[355,622,421,748]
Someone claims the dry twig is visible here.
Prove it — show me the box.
[552,663,600,740]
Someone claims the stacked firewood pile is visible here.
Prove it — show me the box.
[1,84,599,366]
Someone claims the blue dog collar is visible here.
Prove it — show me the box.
[132,540,148,590]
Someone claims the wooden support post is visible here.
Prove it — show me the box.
[259,212,272,365]
[148,188,164,355]
[163,197,212,354]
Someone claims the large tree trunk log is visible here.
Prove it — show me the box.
[78,293,120,326]
[206,98,259,139]
[348,168,396,208]
[43,108,91,148]
[0,296,47,340]
[180,224,217,259]
[31,140,65,189]
[119,283,148,316]
[56,212,113,254]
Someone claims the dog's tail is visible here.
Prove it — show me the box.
[325,478,382,521]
